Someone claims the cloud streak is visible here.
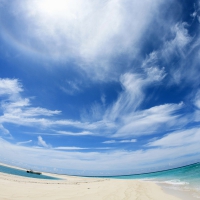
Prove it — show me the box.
[147,128,200,148]
[37,136,50,148]
[17,140,32,145]
[103,139,136,144]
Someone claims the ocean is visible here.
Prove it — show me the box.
[111,162,200,199]
[0,164,58,180]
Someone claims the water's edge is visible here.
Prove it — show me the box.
[0,164,59,180]
[158,182,198,200]
[0,161,200,199]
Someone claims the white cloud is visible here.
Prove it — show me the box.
[113,102,184,138]
[172,23,192,53]
[101,94,106,106]
[37,136,50,148]
[139,22,195,86]
[54,146,88,150]
[161,23,194,85]
[17,140,32,145]
[2,99,60,118]
[0,0,167,81]
[162,23,192,60]
[0,79,62,128]
[56,130,93,136]
[194,90,200,109]
[105,73,146,122]
[0,78,22,97]
[120,139,137,143]
[104,67,169,128]
[142,52,166,82]
[103,139,136,144]
[147,128,200,148]
[54,146,112,150]
[102,140,116,144]
[60,79,82,95]
[0,124,10,136]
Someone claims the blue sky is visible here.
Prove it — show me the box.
[0,0,200,176]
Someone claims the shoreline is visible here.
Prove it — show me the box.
[0,162,25,171]
[0,167,182,200]
[0,162,197,199]
[159,183,198,200]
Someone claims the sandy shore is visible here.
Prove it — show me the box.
[0,171,183,200]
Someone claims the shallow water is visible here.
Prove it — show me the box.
[0,164,58,180]
[110,162,200,199]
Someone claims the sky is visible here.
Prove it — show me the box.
[0,0,200,176]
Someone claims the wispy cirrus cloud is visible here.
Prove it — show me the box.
[103,139,136,144]
[16,140,32,145]
[54,146,88,150]
[53,147,112,150]
[0,124,10,136]
[113,103,184,138]
[0,76,194,140]
[56,130,93,136]
[142,22,199,87]
[194,90,200,109]
[60,79,83,95]
[0,79,61,129]
[147,127,200,148]
[37,136,50,148]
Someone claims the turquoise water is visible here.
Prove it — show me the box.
[111,162,200,199]
[113,162,200,183]
[0,164,58,180]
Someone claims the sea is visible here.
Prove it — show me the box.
[110,162,200,199]
[0,164,58,180]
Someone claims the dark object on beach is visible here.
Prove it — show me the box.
[26,170,42,175]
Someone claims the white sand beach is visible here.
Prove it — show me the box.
[0,170,183,200]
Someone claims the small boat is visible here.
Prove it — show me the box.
[26,170,42,175]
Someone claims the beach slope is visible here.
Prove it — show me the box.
[0,172,181,200]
